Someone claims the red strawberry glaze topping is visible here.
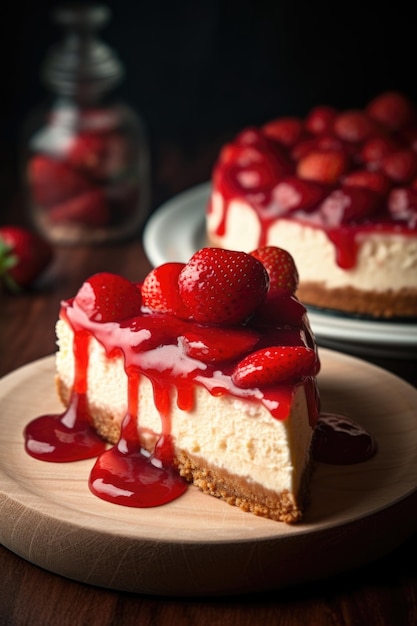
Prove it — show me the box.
[209,91,417,269]
[24,249,376,510]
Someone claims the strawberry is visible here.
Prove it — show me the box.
[74,272,142,322]
[342,169,392,195]
[296,149,350,184]
[262,117,305,147]
[67,131,108,178]
[271,176,329,214]
[178,248,269,325]
[27,154,91,206]
[0,226,53,291]
[219,142,266,167]
[179,326,260,363]
[250,246,299,295]
[381,149,417,184]
[231,345,316,388]
[48,189,110,227]
[333,110,376,143]
[291,134,346,161]
[141,262,189,317]
[359,135,402,167]
[366,91,417,132]
[304,105,338,135]
[320,186,382,226]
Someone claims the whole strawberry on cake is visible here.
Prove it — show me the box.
[25,246,323,523]
[207,91,417,319]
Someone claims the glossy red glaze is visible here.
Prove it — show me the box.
[312,412,377,464]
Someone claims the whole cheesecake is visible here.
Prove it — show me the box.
[28,246,322,523]
[207,91,417,319]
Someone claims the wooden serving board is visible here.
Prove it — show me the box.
[0,349,416,596]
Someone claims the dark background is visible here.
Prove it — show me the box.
[1,0,417,215]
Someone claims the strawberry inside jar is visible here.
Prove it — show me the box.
[23,4,150,245]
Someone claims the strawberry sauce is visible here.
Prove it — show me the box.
[24,328,107,462]
[312,413,377,464]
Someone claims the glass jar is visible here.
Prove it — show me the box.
[23,4,150,245]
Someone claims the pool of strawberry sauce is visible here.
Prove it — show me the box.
[23,300,377,509]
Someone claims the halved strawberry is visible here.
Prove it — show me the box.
[27,154,91,207]
[0,225,53,291]
[180,326,260,363]
[342,169,392,195]
[381,149,417,184]
[141,262,189,317]
[297,149,350,184]
[74,272,142,322]
[271,176,329,214]
[320,186,382,225]
[333,110,376,143]
[250,246,299,295]
[178,248,269,325]
[219,142,266,167]
[359,135,402,167]
[366,91,417,132]
[48,188,110,227]
[262,117,305,147]
[291,134,347,161]
[231,345,316,388]
[304,105,338,135]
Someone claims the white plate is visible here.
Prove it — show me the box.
[0,353,417,595]
[143,183,417,359]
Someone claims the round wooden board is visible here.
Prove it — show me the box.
[0,350,417,596]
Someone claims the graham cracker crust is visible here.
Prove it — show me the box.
[297,284,417,319]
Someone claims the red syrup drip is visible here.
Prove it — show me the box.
[88,369,187,507]
[24,391,108,462]
[312,412,377,465]
[24,329,107,462]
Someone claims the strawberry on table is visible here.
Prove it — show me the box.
[231,345,316,388]
[178,248,269,325]
[0,225,53,291]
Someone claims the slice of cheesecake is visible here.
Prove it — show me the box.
[52,246,320,523]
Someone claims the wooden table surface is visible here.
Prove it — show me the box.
[1,138,417,626]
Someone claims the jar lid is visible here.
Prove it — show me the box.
[42,3,124,99]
